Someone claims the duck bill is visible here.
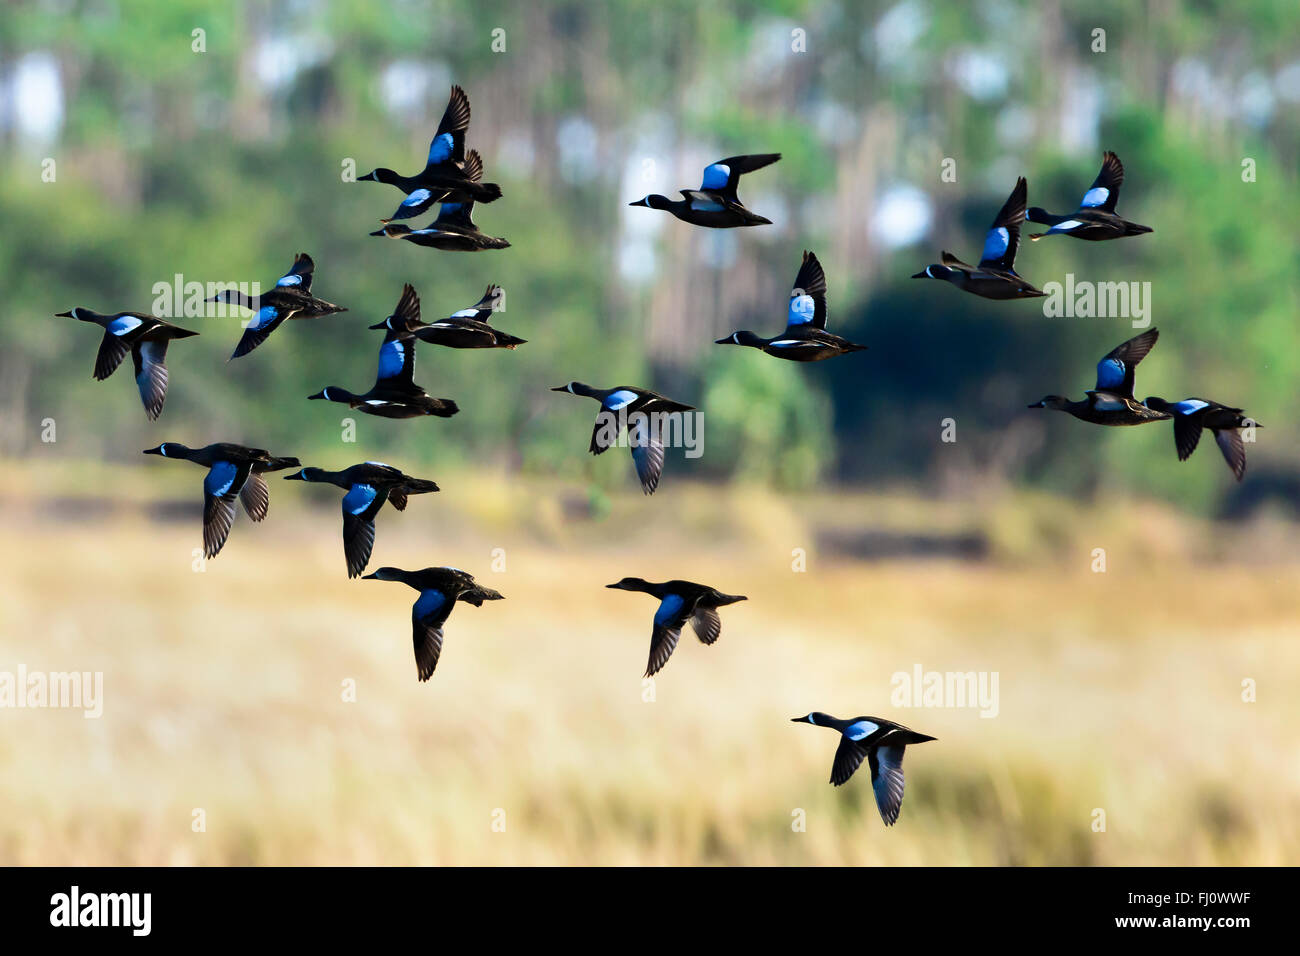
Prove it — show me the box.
[367,321,388,329]
[549,385,570,392]
[911,270,929,279]
[55,310,73,317]
[141,446,164,456]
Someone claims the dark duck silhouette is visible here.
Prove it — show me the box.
[1143,396,1261,481]
[1029,328,1172,426]
[1028,151,1153,242]
[716,251,866,361]
[309,287,459,419]
[57,308,199,420]
[143,442,297,558]
[912,177,1045,299]
[358,85,502,205]
[629,153,780,227]
[791,713,936,825]
[206,253,346,359]
[369,153,510,251]
[284,462,439,578]
[606,578,746,678]
[550,382,696,494]
[370,283,524,350]
[362,566,504,681]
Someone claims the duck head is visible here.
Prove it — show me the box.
[550,382,597,398]
[143,442,188,458]
[628,194,672,210]
[912,264,957,281]
[308,386,355,403]
[360,567,404,581]
[283,466,326,482]
[55,307,99,321]
[1028,395,1069,410]
[715,331,766,348]
[357,168,398,185]
[605,577,652,592]
[1142,396,1172,414]
[790,712,832,725]
[370,224,413,238]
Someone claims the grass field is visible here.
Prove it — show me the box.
[1,461,1297,865]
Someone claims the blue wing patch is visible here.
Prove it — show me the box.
[275,274,302,287]
[1096,357,1126,389]
[414,588,447,620]
[427,132,454,165]
[249,305,278,329]
[204,461,239,497]
[1080,187,1109,209]
[342,483,378,515]
[700,163,730,190]
[1171,399,1209,415]
[603,389,639,411]
[402,189,432,208]
[107,315,143,336]
[654,593,686,626]
[788,293,816,325]
[981,226,1010,263]
[376,339,406,379]
[844,719,879,741]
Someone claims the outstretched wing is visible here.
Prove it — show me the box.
[341,483,388,578]
[231,305,293,359]
[830,737,868,786]
[700,153,781,202]
[787,250,828,330]
[1094,328,1159,398]
[628,419,665,495]
[868,745,908,825]
[202,460,252,559]
[411,588,454,681]
[94,329,132,380]
[978,176,1027,272]
[239,471,270,521]
[689,605,722,645]
[131,339,170,421]
[1080,151,1124,213]
[1213,428,1247,481]
[276,253,315,293]
[375,333,416,387]
[425,85,471,169]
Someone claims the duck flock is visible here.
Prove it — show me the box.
[56,86,1260,829]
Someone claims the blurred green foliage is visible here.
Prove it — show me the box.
[1,0,1296,516]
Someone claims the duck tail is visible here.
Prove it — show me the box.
[1126,222,1154,236]
[468,181,503,204]
[712,593,748,607]
[419,397,459,418]
[398,477,441,495]
[495,332,527,349]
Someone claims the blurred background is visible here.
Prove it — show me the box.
[0,0,1297,865]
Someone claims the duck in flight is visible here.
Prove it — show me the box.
[791,713,936,825]
[629,153,780,227]
[57,308,199,420]
[1028,151,1152,242]
[606,578,746,678]
[1142,396,1260,481]
[370,152,510,251]
[284,462,439,578]
[716,251,866,361]
[143,442,297,558]
[206,253,346,359]
[912,177,1045,299]
[362,566,504,682]
[357,85,502,205]
[370,283,525,350]
[1028,328,1171,426]
[550,382,696,494]
[309,286,459,419]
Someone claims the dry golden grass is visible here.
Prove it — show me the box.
[0,462,1297,865]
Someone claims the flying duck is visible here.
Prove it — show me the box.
[206,253,346,359]
[912,177,1046,299]
[605,578,746,678]
[284,462,439,578]
[716,250,866,361]
[1028,151,1153,242]
[309,288,459,419]
[361,566,504,681]
[143,442,296,558]
[370,158,510,252]
[1143,396,1261,481]
[57,308,199,420]
[369,283,524,349]
[1029,328,1172,425]
[791,713,936,825]
[550,382,696,494]
[629,153,780,227]
[357,85,503,204]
